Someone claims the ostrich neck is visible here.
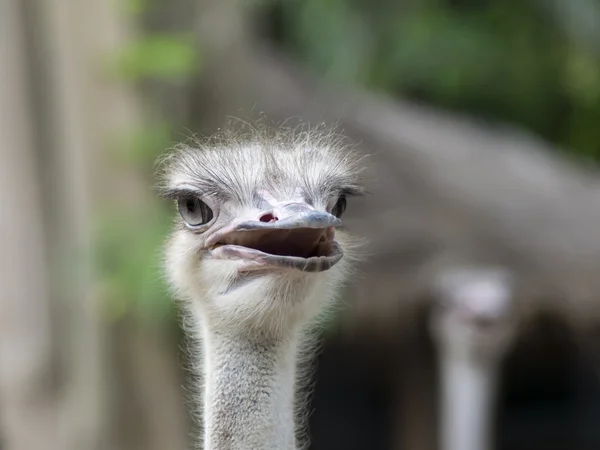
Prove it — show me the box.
[199,321,300,450]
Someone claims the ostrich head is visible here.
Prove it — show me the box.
[159,126,364,335]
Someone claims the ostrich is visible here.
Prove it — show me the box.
[158,125,364,450]
[431,266,518,450]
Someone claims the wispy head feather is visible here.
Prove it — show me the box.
[156,120,366,205]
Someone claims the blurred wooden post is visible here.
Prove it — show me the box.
[430,268,517,450]
[30,0,109,446]
[0,1,58,449]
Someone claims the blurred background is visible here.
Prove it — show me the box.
[3,0,600,449]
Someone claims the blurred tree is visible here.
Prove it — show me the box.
[0,1,57,449]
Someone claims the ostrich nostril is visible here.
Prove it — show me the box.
[259,213,278,223]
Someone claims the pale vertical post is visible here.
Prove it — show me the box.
[430,267,517,450]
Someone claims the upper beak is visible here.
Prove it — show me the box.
[238,204,341,231]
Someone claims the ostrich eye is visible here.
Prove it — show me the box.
[331,195,347,218]
[178,197,213,227]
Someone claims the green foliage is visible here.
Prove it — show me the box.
[96,120,178,324]
[97,119,179,325]
[97,2,200,325]
[119,0,151,16]
[270,0,600,159]
[96,206,174,324]
[110,122,174,166]
[109,33,198,81]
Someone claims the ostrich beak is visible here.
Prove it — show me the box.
[206,204,344,272]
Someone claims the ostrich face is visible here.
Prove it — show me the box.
[159,129,364,328]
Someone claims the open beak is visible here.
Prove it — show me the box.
[206,204,344,272]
